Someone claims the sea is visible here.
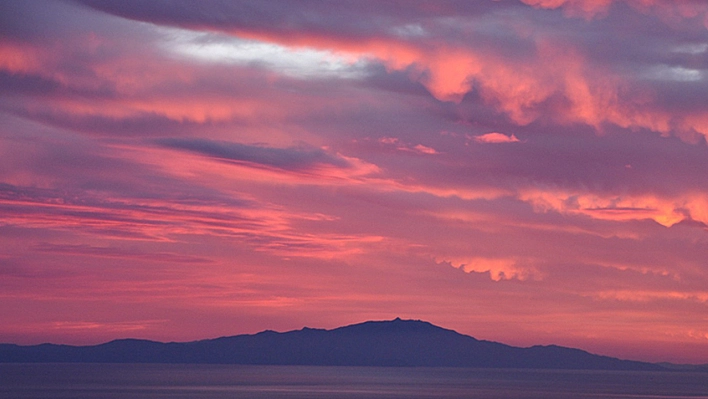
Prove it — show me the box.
[1,364,707,399]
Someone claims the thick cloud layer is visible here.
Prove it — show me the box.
[1,0,708,363]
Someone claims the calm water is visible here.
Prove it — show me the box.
[1,364,707,399]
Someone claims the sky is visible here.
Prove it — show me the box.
[1,0,708,364]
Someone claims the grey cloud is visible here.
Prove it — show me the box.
[75,0,502,38]
[156,138,352,171]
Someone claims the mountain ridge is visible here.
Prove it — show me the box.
[1,318,705,371]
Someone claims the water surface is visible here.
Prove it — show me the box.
[1,364,706,399]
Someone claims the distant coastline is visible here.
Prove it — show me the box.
[2,318,706,371]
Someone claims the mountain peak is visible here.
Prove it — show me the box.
[334,318,442,331]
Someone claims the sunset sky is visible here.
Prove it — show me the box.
[2,0,708,364]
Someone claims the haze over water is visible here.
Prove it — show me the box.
[2,364,708,399]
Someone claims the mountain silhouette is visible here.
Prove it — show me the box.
[0,318,688,370]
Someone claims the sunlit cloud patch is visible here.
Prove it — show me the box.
[162,28,368,79]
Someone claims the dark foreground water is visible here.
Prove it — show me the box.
[1,364,707,399]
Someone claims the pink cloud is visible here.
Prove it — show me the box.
[517,187,708,228]
[522,0,708,22]
[376,137,439,155]
[412,144,438,154]
[474,132,521,144]
[441,257,540,281]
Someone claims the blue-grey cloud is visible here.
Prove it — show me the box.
[156,138,351,171]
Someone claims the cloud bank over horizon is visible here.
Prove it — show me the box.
[1,0,708,364]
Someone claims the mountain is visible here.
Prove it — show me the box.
[0,318,680,370]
